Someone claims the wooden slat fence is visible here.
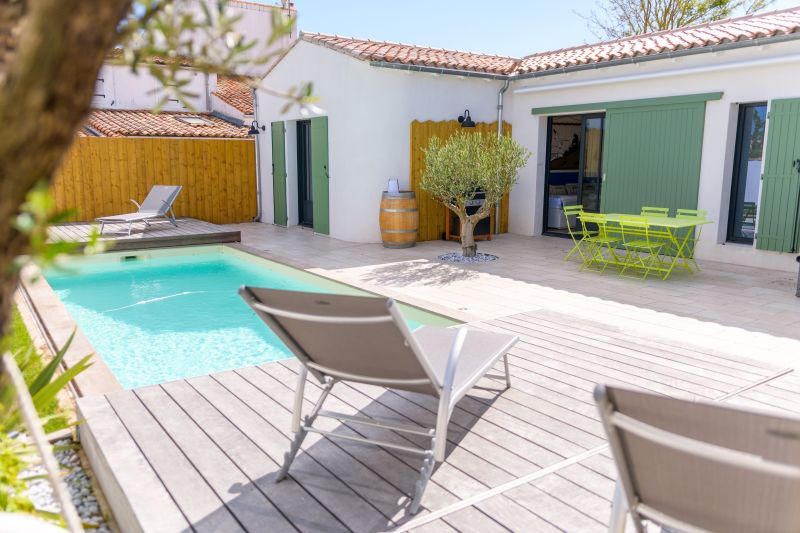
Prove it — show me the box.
[410,120,512,241]
[52,137,257,224]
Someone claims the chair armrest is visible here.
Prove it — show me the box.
[130,198,142,210]
[441,328,468,400]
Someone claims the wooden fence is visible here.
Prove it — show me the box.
[410,120,512,241]
[52,137,257,224]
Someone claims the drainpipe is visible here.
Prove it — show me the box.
[252,87,263,222]
[495,79,510,235]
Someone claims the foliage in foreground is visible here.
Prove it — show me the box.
[422,131,530,257]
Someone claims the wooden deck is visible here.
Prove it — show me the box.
[76,310,800,533]
[50,218,240,251]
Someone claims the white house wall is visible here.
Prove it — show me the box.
[93,64,208,112]
[256,41,505,242]
[507,40,800,272]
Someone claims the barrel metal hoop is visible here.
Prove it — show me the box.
[380,208,419,213]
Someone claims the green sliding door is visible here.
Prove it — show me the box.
[310,116,330,235]
[756,98,800,252]
[600,102,706,214]
[270,121,287,226]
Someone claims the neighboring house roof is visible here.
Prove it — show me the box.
[301,32,519,75]
[83,109,250,138]
[517,6,800,74]
[213,76,255,115]
[297,7,800,77]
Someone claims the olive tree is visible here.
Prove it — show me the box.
[422,131,529,257]
[0,0,312,336]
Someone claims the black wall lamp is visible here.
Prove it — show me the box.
[248,120,266,135]
[458,110,476,128]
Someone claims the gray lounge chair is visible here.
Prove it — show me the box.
[595,384,800,533]
[239,286,519,514]
[96,185,182,235]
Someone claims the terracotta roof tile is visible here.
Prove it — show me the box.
[300,7,800,77]
[301,32,520,75]
[212,76,254,115]
[517,7,800,74]
[84,109,250,138]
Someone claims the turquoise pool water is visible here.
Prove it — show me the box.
[45,246,453,389]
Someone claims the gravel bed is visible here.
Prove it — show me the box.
[23,437,111,532]
[438,252,499,263]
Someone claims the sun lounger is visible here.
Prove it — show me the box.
[96,185,182,235]
[595,384,800,533]
[239,286,519,514]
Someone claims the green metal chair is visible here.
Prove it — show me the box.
[579,213,621,273]
[640,206,669,217]
[618,215,665,280]
[676,208,707,271]
[562,205,596,263]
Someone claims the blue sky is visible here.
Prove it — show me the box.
[271,0,800,57]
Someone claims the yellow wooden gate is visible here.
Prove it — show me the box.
[410,120,512,241]
[52,137,257,224]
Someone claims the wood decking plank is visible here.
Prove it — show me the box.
[208,370,397,531]
[159,380,344,533]
[105,390,244,533]
[133,385,295,532]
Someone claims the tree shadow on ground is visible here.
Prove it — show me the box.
[358,260,480,288]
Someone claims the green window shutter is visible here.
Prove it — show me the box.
[270,121,287,226]
[756,98,800,253]
[601,102,706,215]
[310,116,330,235]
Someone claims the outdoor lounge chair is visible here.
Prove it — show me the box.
[239,286,519,514]
[595,384,800,533]
[96,185,182,235]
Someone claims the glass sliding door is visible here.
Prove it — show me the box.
[578,114,604,213]
[728,103,767,243]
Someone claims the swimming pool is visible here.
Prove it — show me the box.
[45,245,454,389]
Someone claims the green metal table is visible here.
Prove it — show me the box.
[604,214,713,279]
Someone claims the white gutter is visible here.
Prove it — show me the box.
[495,79,510,235]
[252,87,263,222]
[514,52,800,94]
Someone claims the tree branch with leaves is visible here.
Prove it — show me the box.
[422,131,530,257]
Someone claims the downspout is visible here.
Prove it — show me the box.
[252,87,263,222]
[495,79,510,235]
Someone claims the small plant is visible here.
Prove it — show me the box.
[422,131,530,257]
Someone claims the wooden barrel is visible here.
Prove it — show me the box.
[379,191,418,248]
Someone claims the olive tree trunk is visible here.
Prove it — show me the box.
[459,217,477,257]
[0,0,132,335]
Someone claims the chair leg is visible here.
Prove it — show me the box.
[276,370,334,482]
[503,354,512,389]
[410,452,435,514]
[99,222,105,235]
[608,480,628,533]
[127,222,133,236]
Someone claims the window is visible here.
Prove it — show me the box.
[727,103,767,243]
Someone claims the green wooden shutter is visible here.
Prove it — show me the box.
[601,102,706,215]
[756,98,800,252]
[310,116,330,235]
[270,121,287,226]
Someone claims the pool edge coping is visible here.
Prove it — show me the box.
[18,265,124,396]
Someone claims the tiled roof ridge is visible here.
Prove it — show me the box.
[301,31,521,61]
[521,5,800,60]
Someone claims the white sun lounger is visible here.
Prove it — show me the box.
[239,286,519,514]
[596,384,800,533]
[96,185,182,235]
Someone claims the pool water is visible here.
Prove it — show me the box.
[45,246,453,389]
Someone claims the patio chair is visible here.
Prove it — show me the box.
[239,286,519,514]
[618,215,664,280]
[578,213,621,273]
[562,205,597,263]
[676,208,708,271]
[96,185,182,236]
[595,384,800,533]
[640,206,669,217]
